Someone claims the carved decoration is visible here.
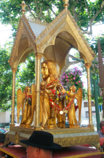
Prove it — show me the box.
[27,18,48,26]
[9,19,24,67]
[9,7,95,69]
[63,0,69,10]
[9,14,36,69]
[54,133,99,147]
[20,1,27,14]
[36,9,94,64]
[15,132,19,144]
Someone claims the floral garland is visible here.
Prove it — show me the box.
[49,93,75,115]
[46,79,60,87]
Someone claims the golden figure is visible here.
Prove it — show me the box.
[22,86,32,124]
[17,88,25,124]
[17,60,82,129]
[17,84,36,128]
[75,88,82,124]
[68,86,77,128]
[40,60,66,128]
[68,85,82,128]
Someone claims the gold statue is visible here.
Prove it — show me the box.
[17,60,82,129]
[68,85,82,128]
[17,88,25,124]
[40,60,66,128]
[75,88,82,124]
[17,84,36,128]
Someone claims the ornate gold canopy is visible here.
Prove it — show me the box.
[6,2,100,150]
[9,6,95,72]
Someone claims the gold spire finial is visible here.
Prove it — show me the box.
[63,0,69,10]
[20,1,27,14]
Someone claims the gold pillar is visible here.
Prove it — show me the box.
[85,63,92,125]
[35,54,42,127]
[11,68,17,125]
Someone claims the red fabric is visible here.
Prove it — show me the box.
[0,143,3,146]
[0,143,4,155]
[53,145,103,158]
[46,79,59,87]
[81,144,90,147]
[0,150,4,156]
[25,93,32,99]
[51,89,56,95]
[75,105,78,111]
[83,155,104,158]
[0,145,26,158]
[0,145,103,158]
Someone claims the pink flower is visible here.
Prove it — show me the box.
[76,82,77,84]
[79,81,81,83]
[73,77,76,80]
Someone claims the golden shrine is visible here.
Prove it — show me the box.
[5,0,100,149]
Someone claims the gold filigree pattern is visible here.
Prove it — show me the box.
[35,10,94,65]
[5,127,100,150]
[9,14,36,69]
[20,1,27,14]
[54,135,99,147]
[9,19,24,67]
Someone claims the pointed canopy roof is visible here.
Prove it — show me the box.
[8,15,46,68]
[9,6,95,72]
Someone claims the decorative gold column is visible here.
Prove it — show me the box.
[85,63,92,125]
[11,68,17,125]
[35,53,42,128]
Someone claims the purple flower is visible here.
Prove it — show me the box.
[66,79,68,81]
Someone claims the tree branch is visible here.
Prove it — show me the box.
[49,7,57,17]
[27,5,36,19]
[47,8,51,19]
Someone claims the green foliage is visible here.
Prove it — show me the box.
[0,47,35,111]
[98,96,103,105]
[0,0,104,34]
[0,0,37,111]
[88,35,104,105]
[16,52,35,91]
[94,35,104,57]
[0,47,12,111]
